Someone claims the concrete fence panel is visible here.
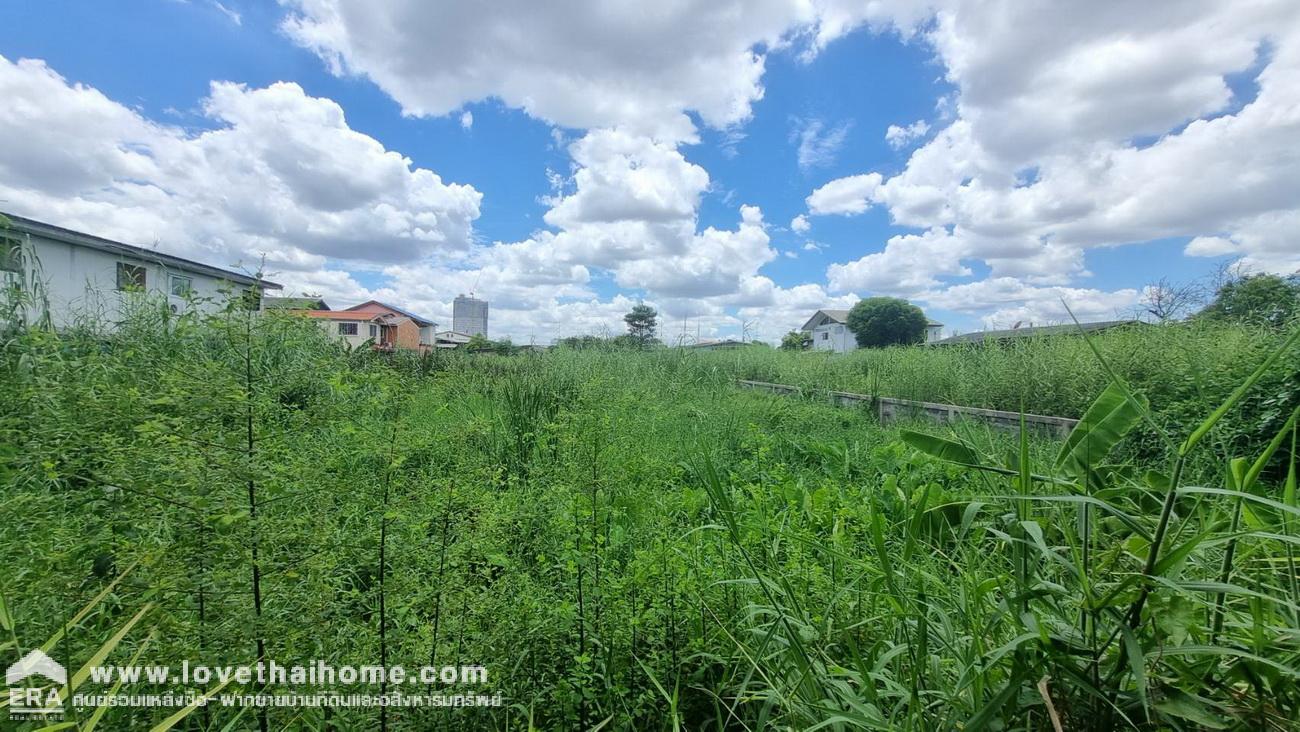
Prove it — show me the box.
[738,380,1078,439]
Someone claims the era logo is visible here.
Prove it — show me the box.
[6,649,66,718]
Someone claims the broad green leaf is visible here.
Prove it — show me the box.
[1055,381,1147,475]
[1155,691,1229,729]
[1118,624,1149,721]
[900,430,979,465]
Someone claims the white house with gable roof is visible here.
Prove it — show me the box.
[802,308,944,353]
[2,213,281,329]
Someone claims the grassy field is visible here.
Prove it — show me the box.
[2,303,1299,730]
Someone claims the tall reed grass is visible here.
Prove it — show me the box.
[1,290,1296,729]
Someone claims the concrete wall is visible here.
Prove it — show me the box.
[14,230,260,328]
[739,380,1078,439]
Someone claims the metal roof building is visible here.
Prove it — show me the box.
[928,319,1142,346]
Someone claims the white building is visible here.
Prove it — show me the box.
[434,330,472,349]
[2,213,281,328]
[452,294,488,337]
[801,309,944,353]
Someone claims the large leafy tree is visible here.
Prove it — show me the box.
[846,297,928,347]
[1200,273,1300,328]
[624,304,658,347]
[779,330,809,351]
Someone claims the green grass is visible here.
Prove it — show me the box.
[1,301,1298,729]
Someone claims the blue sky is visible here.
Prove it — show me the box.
[1,1,1295,343]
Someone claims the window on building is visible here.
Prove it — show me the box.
[116,262,147,290]
[169,274,193,297]
[368,324,378,338]
[821,332,828,340]
[0,239,21,273]
[338,322,358,336]
[0,238,21,290]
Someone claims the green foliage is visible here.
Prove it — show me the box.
[2,289,1299,729]
[779,329,808,351]
[846,296,928,347]
[623,304,658,347]
[1055,380,1148,477]
[1201,272,1300,328]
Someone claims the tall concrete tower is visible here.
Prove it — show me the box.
[452,294,489,336]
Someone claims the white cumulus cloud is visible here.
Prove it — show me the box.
[809,0,1300,321]
[806,173,883,215]
[0,56,482,269]
[280,0,841,142]
[885,119,929,148]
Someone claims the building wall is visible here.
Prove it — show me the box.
[15,231,257,328]
[926,324,943,343]
[452,296,489,337]
[316,316,432,352]
[811,322,856,353]
[341,302,435,349]
[393,318,422,350]
[318,318,379,349]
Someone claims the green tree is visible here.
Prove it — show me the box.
[779,330,809,351]
[846,297,928,348]
[1201,273,1300,328]
[466,333,492,352]
[623,304,658,347]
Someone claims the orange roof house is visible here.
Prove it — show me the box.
[298,300,437,352]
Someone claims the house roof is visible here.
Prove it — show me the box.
[2,212,281,290]
[342,300,436,327]
[301,310,386,321]
[264,296,329,310]
[801,309,850,330]
[929,319,1142,346]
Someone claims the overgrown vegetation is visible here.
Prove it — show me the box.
[2,295,1298,729]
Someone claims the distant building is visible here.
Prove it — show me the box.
[928,319,1142,346]
[434,330,472,349]
[801,309,945,353]
[452,294,488,337]
[303,300,436,352]
[2,213,281,328]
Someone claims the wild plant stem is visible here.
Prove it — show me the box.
[243,309,268,732]
[378,422,398,732]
